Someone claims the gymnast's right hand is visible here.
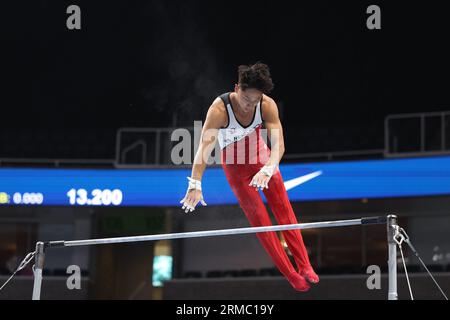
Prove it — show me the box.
[180,177,207,213]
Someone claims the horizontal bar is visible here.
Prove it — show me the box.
[362,216,387,225]
[47,216,385,248]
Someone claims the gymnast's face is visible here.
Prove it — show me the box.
[234,84,263,113]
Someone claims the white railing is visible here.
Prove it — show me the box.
[385,111,450,158]
[3,111,450,169]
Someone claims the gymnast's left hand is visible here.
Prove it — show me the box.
[249,164,276,191]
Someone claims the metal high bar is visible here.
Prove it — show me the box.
[31,215,398,300]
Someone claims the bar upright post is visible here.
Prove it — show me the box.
[32,242,45,300]
[387,215,398,300]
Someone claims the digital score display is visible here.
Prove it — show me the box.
[66,189,123,206]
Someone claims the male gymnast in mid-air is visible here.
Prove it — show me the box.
[180,62,319,291]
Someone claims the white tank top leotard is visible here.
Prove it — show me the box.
[217,92,264,150]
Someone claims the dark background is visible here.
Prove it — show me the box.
[2,0,449,157]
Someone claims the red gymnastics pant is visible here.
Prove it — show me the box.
[221,135,312,278]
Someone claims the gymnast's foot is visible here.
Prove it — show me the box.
[300,265,320,284]
[287,272,310,292]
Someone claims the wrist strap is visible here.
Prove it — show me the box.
[260,165,277,178]
[187,177,202,191]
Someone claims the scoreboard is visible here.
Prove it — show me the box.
[1,155,450,207]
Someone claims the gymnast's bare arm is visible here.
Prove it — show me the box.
[179,98,227,213]
[249,95,285,190]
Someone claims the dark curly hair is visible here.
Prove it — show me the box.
[237,62,274,94]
